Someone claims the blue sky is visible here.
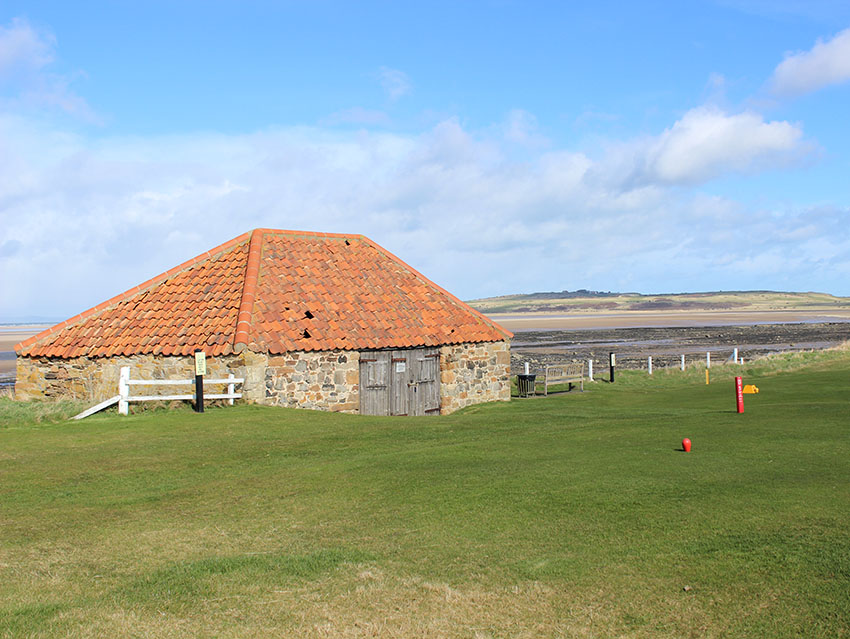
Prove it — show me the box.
[1,1,850,320]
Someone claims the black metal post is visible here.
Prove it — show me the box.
[194,349,205,413]
[609,352,616,383]
[195,373,204,413]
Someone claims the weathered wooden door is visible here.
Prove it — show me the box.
[360,347,440,416]
[411,348,440,416]
[359,351,390,416]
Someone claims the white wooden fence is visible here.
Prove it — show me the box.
[118,366,243,414]
[640,350,743,375]
[578,349,745,383]
[72,366,244,420]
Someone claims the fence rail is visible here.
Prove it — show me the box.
[515,348,749,380]
[117,366,243,415]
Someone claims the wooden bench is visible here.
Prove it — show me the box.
[537,362,585,395]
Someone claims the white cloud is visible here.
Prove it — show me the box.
[0,20,840,319]
[501,109,550,148]
[0,16,95,121]
[771,27,850,96]
[628,106,807,185]
[1,107,845,320]
[0,17,54,77]
[378,66,411,101]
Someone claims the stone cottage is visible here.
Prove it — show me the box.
[15,229,512,415]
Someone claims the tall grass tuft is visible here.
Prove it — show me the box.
[0,397,88,426]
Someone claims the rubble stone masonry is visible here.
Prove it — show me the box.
[263,351,360,412]
[13,350,359,411]
[439,341,511,414]
[15,351,269,404]
[15,339,510,414]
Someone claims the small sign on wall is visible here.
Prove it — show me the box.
[395,361,406,373]
[194,351,206,376]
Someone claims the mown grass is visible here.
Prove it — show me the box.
[1,348,849,637]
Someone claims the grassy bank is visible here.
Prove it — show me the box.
[1,348,849,637]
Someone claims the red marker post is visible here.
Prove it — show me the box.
[735,376,744,414]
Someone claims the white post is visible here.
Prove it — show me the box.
[118,366,130,415]
[228,372,235,406]
[706,352,711,368]
[648,356,653,375]
[588,359,593,381]
[740,357,744,365]
[681,354,685,371]
[733,348,738,364]
[524,362,529,375]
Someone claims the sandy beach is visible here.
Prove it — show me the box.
[491,310,850,332]
[0,326,49,376]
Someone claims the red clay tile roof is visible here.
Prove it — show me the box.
[16,229,511,358]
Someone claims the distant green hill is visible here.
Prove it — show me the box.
[467,290,850,314]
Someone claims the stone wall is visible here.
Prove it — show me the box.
[13,349,357,412]
[14,351,269,404]
[439,340,511,414]
[15,340,510,415]
[264,351,360,412]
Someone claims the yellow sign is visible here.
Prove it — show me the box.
[743,384,759,394]
[194,351,206,376]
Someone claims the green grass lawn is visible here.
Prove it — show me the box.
[1,348,849,638]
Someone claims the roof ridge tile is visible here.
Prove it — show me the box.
[232,228,264,353]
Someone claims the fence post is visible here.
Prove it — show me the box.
[609,352,616,383]
[706,352,711,368]
[648,356,653,375]
[118,366,130,415]
[194,350,205,413]
[588,359,593,382]
[681,354,685,371]
[733,348,738,364]
[228,372,235,406]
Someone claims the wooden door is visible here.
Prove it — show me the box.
[389,351,409,416]
[360,347,441,416]
[359,351,390,416]
[411,348,440,416]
